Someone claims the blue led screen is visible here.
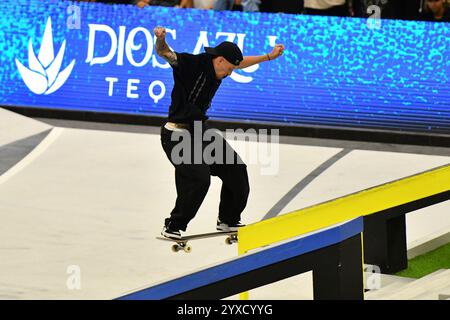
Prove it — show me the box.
[0,0,449,134]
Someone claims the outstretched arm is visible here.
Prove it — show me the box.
[237,44,285,69]
[154,26,178,67]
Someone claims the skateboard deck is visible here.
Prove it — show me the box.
[156,231,238,253]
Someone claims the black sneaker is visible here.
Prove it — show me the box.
[216,219,245,232]
[161,226,182,239]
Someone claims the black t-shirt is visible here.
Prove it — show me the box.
[168,52,222,123]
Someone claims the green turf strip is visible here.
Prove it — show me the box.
[395,242,450,279]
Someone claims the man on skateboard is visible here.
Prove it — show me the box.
[154,26,285,239]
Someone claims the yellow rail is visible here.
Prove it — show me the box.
[237,164,450,299]
[239,164,450,255]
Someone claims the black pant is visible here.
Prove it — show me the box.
[160,124,250,231]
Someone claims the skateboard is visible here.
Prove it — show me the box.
[156,231,238,253]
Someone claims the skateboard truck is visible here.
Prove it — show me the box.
[171,241,192,253]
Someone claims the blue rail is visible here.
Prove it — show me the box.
[117,217,363,300]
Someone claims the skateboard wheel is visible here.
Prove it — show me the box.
[225,237,232,245]
[184,245,192,253]
[172,244,180,252]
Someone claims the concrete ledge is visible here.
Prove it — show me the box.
[408,231,450,259]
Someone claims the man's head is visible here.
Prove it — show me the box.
[205,41,243,80]
[426,0,446,14]
[134,0,150,8]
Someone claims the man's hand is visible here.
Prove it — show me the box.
[268,44,285,60]
[238,44,286,69]
[154,26,178,67]
[153,26,166,40]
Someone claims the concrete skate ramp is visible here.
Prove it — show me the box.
[0,107,52,147]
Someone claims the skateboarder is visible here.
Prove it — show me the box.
[154,26,285,239]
